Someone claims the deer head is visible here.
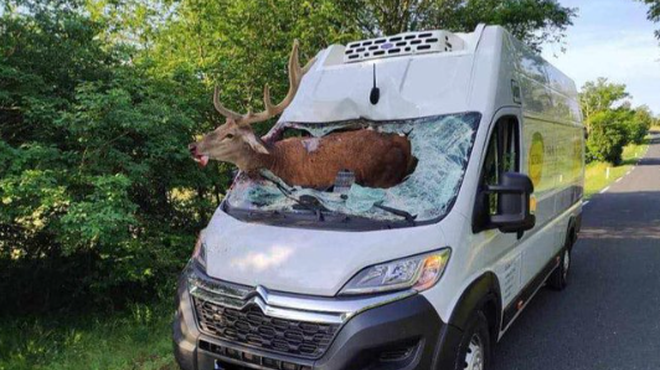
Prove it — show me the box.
[189,40,316,169]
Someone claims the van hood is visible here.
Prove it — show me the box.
[202,208,447,297]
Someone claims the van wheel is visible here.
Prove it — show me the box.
[548,248,570,290]
[454,311,491,370]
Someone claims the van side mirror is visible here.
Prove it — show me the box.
[473,172,536,234]
[486,172,536,233]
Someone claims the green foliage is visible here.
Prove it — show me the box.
[639,0,660,38]
[586,111,627,164]
[0,303,175,370]
[145,0,362,132]
[346,0,576,51]
[579,78,651,164]
[631,105,654,144]
[0,3,224,313]
[579,77,630,124]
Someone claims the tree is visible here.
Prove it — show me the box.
[586,111,627,164]
[579,78,651,164]
[579,78,631,126]
[0,1,223,313]
[143,0,362,131]
[343,0,577,51]
[630,105,654,144]
[639,0,660,38]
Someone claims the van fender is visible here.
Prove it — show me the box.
[447,272,502,335]
[429,273,502,369]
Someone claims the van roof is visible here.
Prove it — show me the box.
[279,25,581,126]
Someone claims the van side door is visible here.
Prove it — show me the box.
[472,114,524,315]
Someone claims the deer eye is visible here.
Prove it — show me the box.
[224,133,234,140]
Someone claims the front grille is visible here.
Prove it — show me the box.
[194,298,340,359]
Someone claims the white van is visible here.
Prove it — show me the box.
[174,24,585,370]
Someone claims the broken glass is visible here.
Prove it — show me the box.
[226,112,480,223]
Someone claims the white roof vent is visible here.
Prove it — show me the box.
[343,30,465,63]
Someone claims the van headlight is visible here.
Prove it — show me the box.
[192,233,207,270]
[340,249,451,295]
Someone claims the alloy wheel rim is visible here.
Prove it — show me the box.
[464,334,485,370]
[563,250,570,279]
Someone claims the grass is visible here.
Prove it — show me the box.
[0,303,177,370]
[584,140,649,199]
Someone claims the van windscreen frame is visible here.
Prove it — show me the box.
[223,112,482,231]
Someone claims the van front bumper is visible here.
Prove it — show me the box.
[173,266,463,370]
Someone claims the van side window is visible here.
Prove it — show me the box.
[482,118,520,216]
[483,133,500,214]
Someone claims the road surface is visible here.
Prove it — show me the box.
[492,136,660,370]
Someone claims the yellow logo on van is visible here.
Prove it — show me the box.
[528,132,544,187]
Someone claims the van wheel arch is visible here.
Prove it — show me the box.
[448,272,502,342]
[431,273,501,370]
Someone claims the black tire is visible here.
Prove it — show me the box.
[547,247,570,290]
[453,310,491,370]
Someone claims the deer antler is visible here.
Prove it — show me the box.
[213,40,317,126]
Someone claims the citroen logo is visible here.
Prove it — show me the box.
[233,285,270,314]
[254,285,269,301]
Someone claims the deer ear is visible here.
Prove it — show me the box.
[242,134,270,155]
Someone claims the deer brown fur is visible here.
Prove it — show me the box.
[190,119,417,188]
[188,40,418,189]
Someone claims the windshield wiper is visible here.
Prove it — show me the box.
[257,173,415,226]
[260,176,327,222]
[374,202,417,225]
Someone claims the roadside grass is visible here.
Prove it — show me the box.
[0,303,177,370]
[584,140,649,199]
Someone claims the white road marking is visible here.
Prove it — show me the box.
[616,178,622,183]
[600,186,610,194]
[583,201,590,206]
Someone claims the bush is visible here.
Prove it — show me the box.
[629,108,653,144]
[586,111,627,164]
[0,6,227,314]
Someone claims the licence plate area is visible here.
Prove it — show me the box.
[199,339,312,370]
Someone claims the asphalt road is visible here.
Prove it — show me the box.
[492,136,660,370]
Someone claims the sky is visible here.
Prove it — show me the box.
[541,0,660,113]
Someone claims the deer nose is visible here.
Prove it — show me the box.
[188,143,197,155]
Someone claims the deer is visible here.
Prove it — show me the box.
[188,40,417,189]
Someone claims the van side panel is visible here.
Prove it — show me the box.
[437,27,585,333]
[510,31,584,286]
[430,26,584,328]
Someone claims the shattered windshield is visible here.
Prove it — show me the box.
[225,112,480,225]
